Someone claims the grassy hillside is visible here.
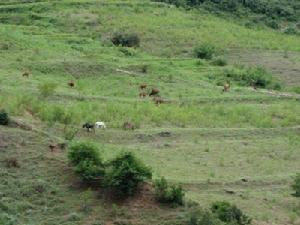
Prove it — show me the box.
[0,0,300,225]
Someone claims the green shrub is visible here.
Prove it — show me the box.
[292,173,300,197]
[154,177,185,206]
[211,201,251,225]
[75,160,105,181]
[68,142,102,165]
[68,142,104,181]
[111,32,140,47]
[211,57,227,66]
[0,110,9,125]
[194,43,216,60]
[38,82,57,98]
[104,152,152,197]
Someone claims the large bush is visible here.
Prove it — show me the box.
[0,110,9,125]
[154,177,185,206]
[111,32,140,47]
[68,142,104,181]
[211,201,251,225]
[292,173,300,197]
[104,152,152,197]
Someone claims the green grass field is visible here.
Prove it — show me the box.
[0,0,300,225]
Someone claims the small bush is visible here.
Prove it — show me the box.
[154,177,185,206]
[111,32,140,47]
[211,201,251,225]
[211,57,227,66]
[194,43,216,60]
[0,110,9,125]
[38,82,57,98]
[292,173,300,197]
[68,142,104,181]
[104,152,152,197]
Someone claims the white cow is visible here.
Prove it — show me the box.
[95,121,106,129]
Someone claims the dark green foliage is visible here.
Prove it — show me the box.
[211,201,251,225]
[209,66,281,90]
[154,177,185,206]
[194,43,216,60]
[0,110,9,125]
[292,173,300,197]
[111,32,140,47]
[104,152,152,197]
[68,142,104,181]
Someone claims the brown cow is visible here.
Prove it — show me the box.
[6,158,20,168]
[68,80,75,88]
[22,71,30,77]
[139,92,147,98]
[149,88,159,96]
[222,83,230,92]
[49,144,57,152]
[123,122,135,130]
[139,84,147,90]
[153,96,165,105]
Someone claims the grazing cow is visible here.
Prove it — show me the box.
[49,144,57,152]
[49,143,67,152]
[139,92,147,98]
[139,84,147,90]
[22,71,30,77]
[123,122,135,130]
[153,96,165,105]
[149,88,159,96]
[6,158,20,168]
[95,121,106,129]
[68,80,75,88]
[82,123,95,133]
[222,83,230,92]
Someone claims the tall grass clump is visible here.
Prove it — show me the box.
[104,152,152,197]
[38,82,57,98]
[68,142,104,181]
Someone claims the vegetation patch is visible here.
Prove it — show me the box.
[208,66,282,90]
[154,177,185,206]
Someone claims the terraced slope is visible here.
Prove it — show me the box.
[0,0,300,225]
